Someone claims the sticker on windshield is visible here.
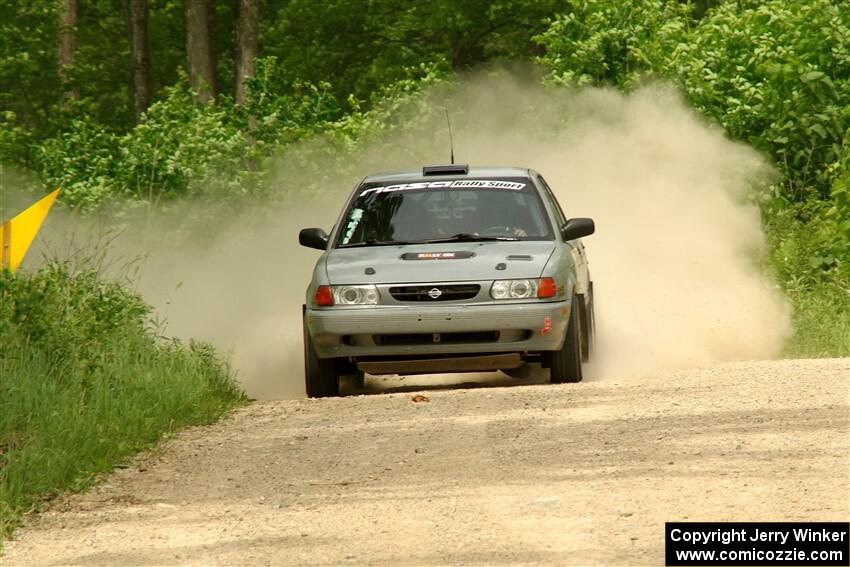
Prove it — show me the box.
[361,179,526,196]
[340,208,363,245]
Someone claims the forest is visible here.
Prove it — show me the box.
[1,1,847,290]
[0,0,848,541]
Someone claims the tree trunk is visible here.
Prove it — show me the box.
[235,0,259,105]
[130,0,150,119]
[184,0,216,103]
[57,0,78,102]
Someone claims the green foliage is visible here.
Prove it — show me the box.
[0,0,558,155]
[536,0,693,87]
[766,200,848,291]
[0,2,59,135]
[0,0,137,161]
[34,116,121,208]
[537,0,850,202]
[761,127,850,356]
[0,263,148,372]
[116,82,249,201]
[329,62,450,149]
[28,61,448,210]
[65,0,134,129]
[781,284,849,358]
[0,263,245,538]
[241,57,343,147]
[764,202,850,357]
[260,0,562,104]
[0,114,35,169]
[672,1,850,202]
[825,128,850,256]
[35,79,250,207]
[36,82,247,208]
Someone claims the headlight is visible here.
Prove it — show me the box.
[490,277,557,300]
[332,285,380,305]
[491,279,537,299]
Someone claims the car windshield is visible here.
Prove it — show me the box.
[336,177,553,247]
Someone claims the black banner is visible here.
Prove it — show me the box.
[666,522,849,566]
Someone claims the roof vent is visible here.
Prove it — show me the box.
[422,164,469,176]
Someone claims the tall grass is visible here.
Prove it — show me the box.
[0,263,245,541]
[782,284,850,357]
[764,201,850,358]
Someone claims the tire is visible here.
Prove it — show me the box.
[579,281,596,362]
[340,371,365,392]
[303,308,339,398]
[548,295,583,383]
[588,281,596,353]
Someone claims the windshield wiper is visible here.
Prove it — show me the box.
[339,233,519,247]
[338,239,414,248]
[421,233,519,244]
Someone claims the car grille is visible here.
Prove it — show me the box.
[388,284,480,302]
[373,331,499,346]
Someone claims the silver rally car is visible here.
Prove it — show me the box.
[299,164,595,397]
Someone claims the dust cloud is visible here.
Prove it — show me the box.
[33,72,791,397]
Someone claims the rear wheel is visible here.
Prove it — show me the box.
[548,295,583,383]
[303,309,339,398]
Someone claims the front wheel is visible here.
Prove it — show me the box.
[579,281,596,362]
[303,308,339,398]
[547,295,583,383]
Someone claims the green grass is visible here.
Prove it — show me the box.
[781,283,850,358]
[0,264,245,542]
[764,200,850,358]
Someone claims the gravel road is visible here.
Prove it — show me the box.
[2,358,848,566]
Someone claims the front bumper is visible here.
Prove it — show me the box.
[305,300,571,359]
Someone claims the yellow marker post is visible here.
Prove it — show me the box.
[0,188,61,273]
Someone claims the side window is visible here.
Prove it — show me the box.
[537,175,567,228]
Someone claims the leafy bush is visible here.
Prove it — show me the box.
[0,263,245,539]
[0,2,59,154]
[764,201,850,357]
[34,116,121,209]
[537,0,850,202]
[30,65,358,209]
[535,0,692,88]
[759,127,849,356]
[672,1,850,202]
[241,57,343,147]
[825,128,850,267]
[34,80,248,208]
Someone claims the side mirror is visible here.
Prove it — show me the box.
[299,228,329,250]
[561,218,595,241]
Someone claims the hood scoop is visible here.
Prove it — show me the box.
[506,254,533,261]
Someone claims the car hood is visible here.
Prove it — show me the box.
[325,241,556,284]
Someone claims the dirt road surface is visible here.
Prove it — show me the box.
[3,358,848,566]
